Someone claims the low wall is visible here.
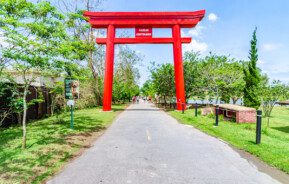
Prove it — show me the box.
[214,104,256,123]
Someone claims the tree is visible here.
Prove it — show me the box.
[243,27,261,109]
[141,80,155,97]
[148,52,246,105]
[200,54,227,103]
[183,51,244,104]
[261,80,288,127]
[57,0,105,106]
[150,63,175,104]
[0,0,68,148]
[48,81,64,116]
[113,46,141,103]
[183,51,201,99]
[219,61,245,104]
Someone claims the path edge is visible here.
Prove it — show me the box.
[164,109,289,184]
[43,104,130,184]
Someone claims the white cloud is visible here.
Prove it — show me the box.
[262,43,282,52]
[208,13,218,22]
[257,59,265,65]
[181,25,205,38]
[181,30,187,37]
[265,65,289,74]
[181,25,208,53]
[188,25,205,37]
[275,76,289,83]
[183,40,208,53]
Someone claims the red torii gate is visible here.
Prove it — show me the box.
[83,10,205,111]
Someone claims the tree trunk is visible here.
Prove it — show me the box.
[51,95,55,116]
[215,89,219,104]
[22,87,28,149]
[17,112,22,125]
[215,96,219,104]
[0,111,9,126]
[232,97,238,104]
[268,102,275,118]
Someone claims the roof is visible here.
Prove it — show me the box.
[83,10,206,28]
[215,104,256,112]
[277,100,289,105]
[1,70,64,87]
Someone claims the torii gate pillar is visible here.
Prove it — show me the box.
[173,24,186,110]
[83,11,206,111]
[103,25,115,111]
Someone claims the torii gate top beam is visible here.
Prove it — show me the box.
[83,10,206,28]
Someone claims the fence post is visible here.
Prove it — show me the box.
[256,110,262,144]
[70,105,74,129]
[215,105,219,126]
[182,103,185,114]
[195,103,198,117]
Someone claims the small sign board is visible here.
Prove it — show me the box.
[135,27,152,37]
[171,97,177,103]
[67,100,75,106]
[65,78,80,99]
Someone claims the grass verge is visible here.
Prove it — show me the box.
[0,105,126,184]
[168,106,289,174]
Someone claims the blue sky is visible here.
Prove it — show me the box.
[98,0,289,85]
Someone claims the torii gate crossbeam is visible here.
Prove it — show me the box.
[84,11,205,111]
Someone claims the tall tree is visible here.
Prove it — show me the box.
[243,27,261,109]
[0,0,69,148]
[113,46,141,103]
[57,0,105,105]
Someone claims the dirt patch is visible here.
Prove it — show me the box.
[41,129,107,184]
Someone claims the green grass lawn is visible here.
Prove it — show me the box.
[0,105,125,184]
[168,106,289,174]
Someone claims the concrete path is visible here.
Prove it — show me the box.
[48,103,281,184]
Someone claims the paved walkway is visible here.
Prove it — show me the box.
[48,103,280,184]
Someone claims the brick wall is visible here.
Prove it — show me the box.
[236,110,256,123]
[213,106,256,123]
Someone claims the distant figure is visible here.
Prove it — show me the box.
[136,96,140,103]
[148,96,152,102]
[132,96,136,103]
